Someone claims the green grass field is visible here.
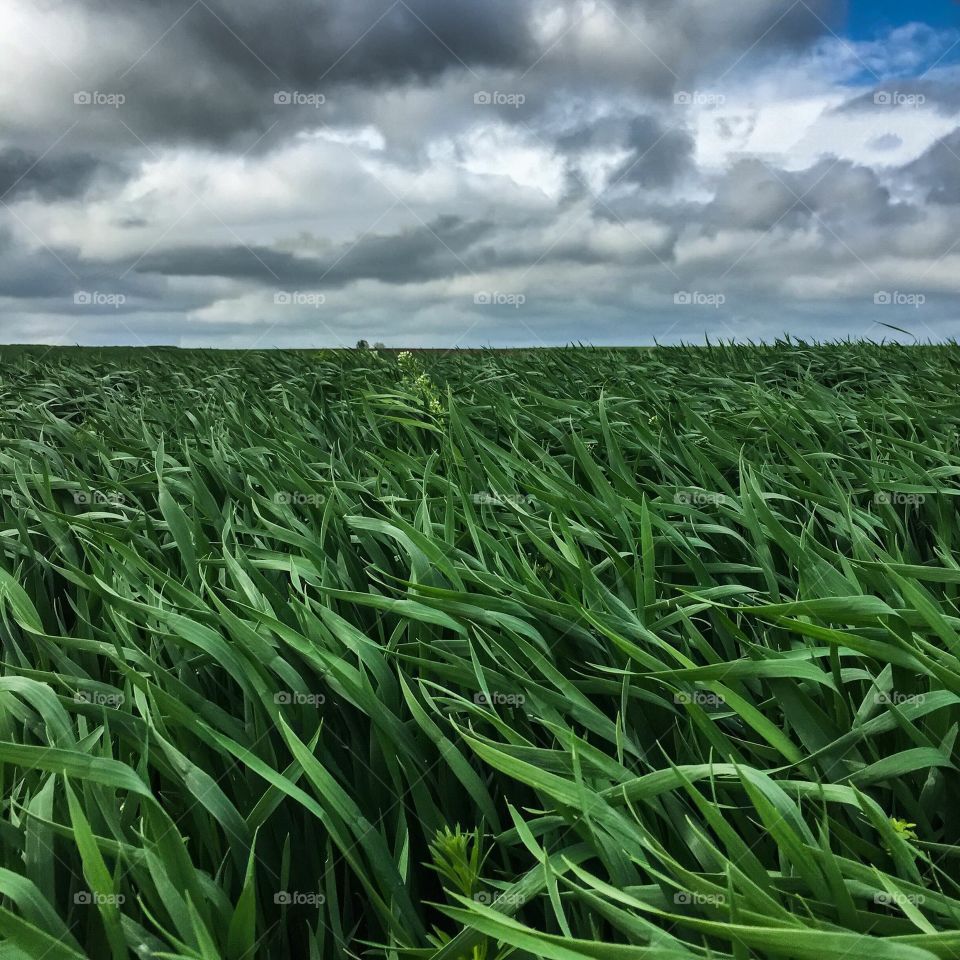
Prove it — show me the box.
[0,344,958,959]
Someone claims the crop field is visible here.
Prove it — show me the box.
[1,343,960,960]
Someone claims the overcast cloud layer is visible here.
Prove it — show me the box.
[1,0,959,346]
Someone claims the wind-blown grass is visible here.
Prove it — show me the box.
[0,343,958,959]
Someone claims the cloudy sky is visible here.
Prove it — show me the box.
[1,0,959,346]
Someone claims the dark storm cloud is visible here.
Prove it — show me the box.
[65,0,534,147]
[118,206,678,289]
[0,0,536,152]
[85,0,844,88]
[216,0,530,85]
[0,228,208,310]
[42,0,852,149]
[130,216,496,286]
[82,0,532,86]
[0,237,79,300]
[0,149,114,203]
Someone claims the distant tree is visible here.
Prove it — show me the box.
[373,342,386,349]
[356,339,370,349]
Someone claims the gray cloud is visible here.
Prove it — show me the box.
[83,0,533,85]
[3,0,852,151]
[868,132,903,151]
[705,157,915,233]
[0,149,118,203]
[51,0,535,148]
[129,216,496,286]
[614,117,695,188]
[833,68,960,117]
[558,115,696,195]
[900,129,960,204]
[3,0,960,347]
